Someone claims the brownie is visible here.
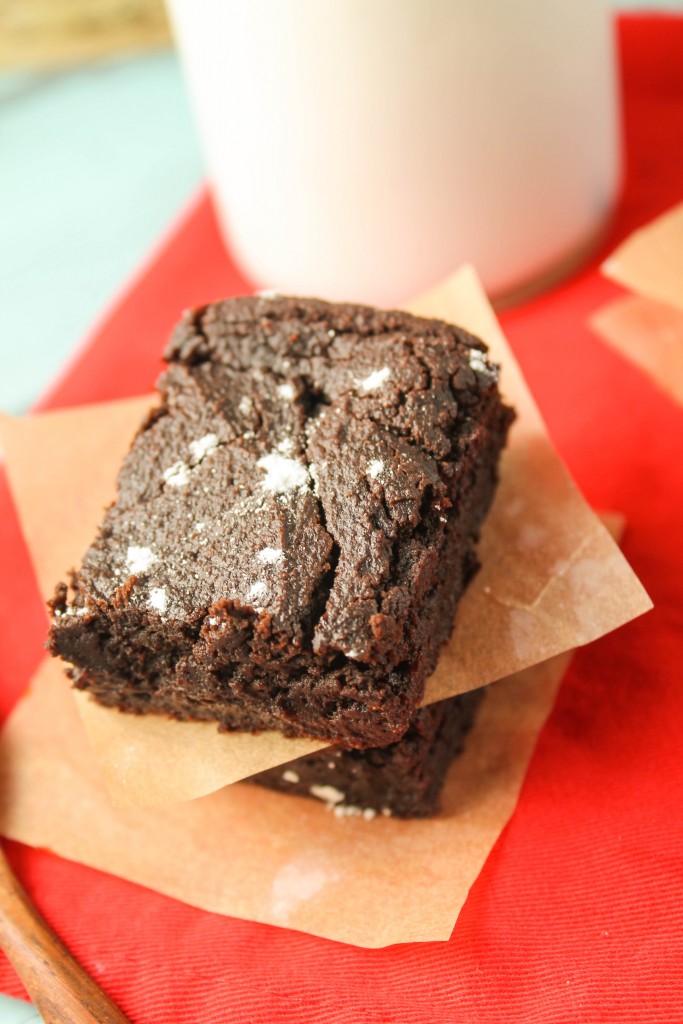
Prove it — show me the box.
[48,295,513,749]
[248,690,485,818]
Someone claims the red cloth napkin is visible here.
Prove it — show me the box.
[1,15,682,1023]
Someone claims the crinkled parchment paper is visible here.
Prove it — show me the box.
[602,201,683,313]
[593,202,683,405]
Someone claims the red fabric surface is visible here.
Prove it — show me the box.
[1,14,682,1022]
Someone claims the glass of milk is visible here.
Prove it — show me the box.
[168,0,620,307]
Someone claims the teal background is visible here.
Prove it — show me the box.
[0,3,681,1019]
[1,52,203,415]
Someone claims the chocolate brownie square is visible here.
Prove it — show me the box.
[48,296,513,749]
[249,690,485,818]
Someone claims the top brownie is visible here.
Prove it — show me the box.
[48,296,513,748]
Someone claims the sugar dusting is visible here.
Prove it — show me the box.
[247,581,268,604]
[257,547,284,565]
[189,433,219,462]
[333,804,377,820]
[163,461,190,487]
[468,348,497,379]
[148,587,168,614]
[469,349,488,371]
[367,459,384,480]
[282,770,300,784]
[357,366,391,392]
[277,382,295,400]
[309,784,345,805]
[61,605,88,618]
[125,546,156,574]
[257,452,309,493]
[163,436,218,489]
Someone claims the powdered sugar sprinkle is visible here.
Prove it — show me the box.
[163,461,190,487]
[257,547,284,565]
[257,452,309,493]
[125,545,156,574]
[189,433,219,462]
[469,348,494,376]
[309,784,345,805]
[333,804,377,820]
[148,587,168,614]
[357,366,391,392]
[247,581,268,605]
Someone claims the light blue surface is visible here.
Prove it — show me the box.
[0,995,40,1024]
[0,51,203,414]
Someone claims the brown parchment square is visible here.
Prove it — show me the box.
[602,200,683,313]
[593,203,683,406]
[591,295,683,407]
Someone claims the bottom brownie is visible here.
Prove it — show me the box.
[247,689,485,818]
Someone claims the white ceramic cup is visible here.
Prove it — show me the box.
[168,0,620,307]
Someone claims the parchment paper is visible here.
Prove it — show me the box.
[591,296,683,406]
[0,266,651,806]
[592,202,683,406]
[602,200,683,312]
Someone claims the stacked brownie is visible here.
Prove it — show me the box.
[48,296,513,816]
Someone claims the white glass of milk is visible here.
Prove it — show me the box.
[167,0,620,307]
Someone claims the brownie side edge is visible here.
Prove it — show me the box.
[248,689,486,818]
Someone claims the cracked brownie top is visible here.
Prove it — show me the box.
[66,296,497,664]
[48,295,512,746]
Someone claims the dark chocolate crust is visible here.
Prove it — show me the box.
[48,295,513,748]
[248,690,485,818]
